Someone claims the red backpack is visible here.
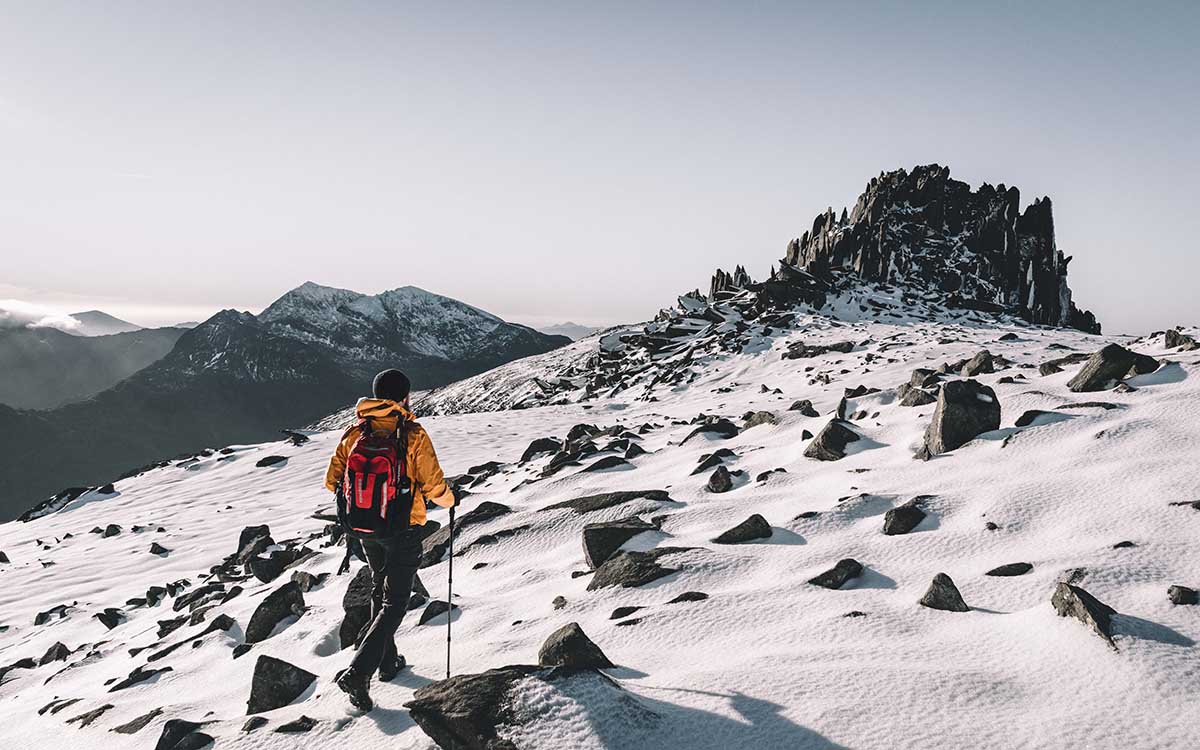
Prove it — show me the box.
[339,418,411,540]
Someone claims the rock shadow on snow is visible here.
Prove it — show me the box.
[1111,614,1195,647]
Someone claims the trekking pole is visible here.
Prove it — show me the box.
[446,504,455,680]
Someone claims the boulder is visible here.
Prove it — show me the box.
[149,542,170,556]
[712,514,772,544]
[543,490,672,514]
[788,399,819,417]
[587,548,691,590]
[582,517,656,569]
[245,581,305,643]
[610,606,643,619]
[1164,329,1199,350]
[418,600,460,625]
[95,607,126,629]
[743,411,778,429]
[537,623,614,668]
[919,573,969,612]
[808,559,863,589]
[960,350,994,376]
[923,379,1000,454]
[706,465,733,493]
[1067,344,1141,392]
[520,437,562,463]
[986,562,1033,576]
[1168,585,1198,605]
[38,641,70,665]
[898,385,937,407]
[582,455,631,472]
[803,419,860,461]
[1051,582,1116,647]
[882,500,926,535]
[246,655,316,714]
[681,418,739,444]
[255,455,288,468]
[111,707,164,734]
[668,591,709,604]
[275,716,318,733]
[1039,361,1063,376]
[102,524,122,538]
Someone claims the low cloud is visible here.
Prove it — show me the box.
[0,300,81,332]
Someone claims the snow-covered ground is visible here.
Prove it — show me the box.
[1,312,1198,749]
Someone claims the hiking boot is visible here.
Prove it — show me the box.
[378,654,407,682]
[336,668,374,712]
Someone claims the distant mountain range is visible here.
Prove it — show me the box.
[537,321,600,340]
[67,310,144,336]
[0,283,569,520]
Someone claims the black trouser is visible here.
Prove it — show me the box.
[349,532,421,677]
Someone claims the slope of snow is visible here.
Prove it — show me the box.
[1,318,1198,749]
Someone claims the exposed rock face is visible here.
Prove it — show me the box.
[923,380,1001,454]
[919,573,970,612]
[587,548,691,590]
[537,623,614,669]
[803,419,861,461]
[582,517,657,569]
[1052,582,1117,647]
[712,514,772,544]
[808,558,864,589]
[1067,344,1156,392]
[782,164,1099,333]
[245,581,305,643]
[882,499,927,535]
[246,656,316,714]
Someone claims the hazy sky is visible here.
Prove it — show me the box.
[1,1,1196,333]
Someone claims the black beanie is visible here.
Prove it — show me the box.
[372,369,411,402]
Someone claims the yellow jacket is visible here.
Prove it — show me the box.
[324,398,455,526]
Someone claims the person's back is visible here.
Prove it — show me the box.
[325,368,457,711]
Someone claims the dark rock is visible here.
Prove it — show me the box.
[1168,585,1198,606]
[898,384,937,407]
[537,623,613,668]
[712,514,772,544]
[919,573,969,612]
[1039,361,1063,376]
[242,716,268,732]
[110,706,163,734]
[961,350,995,376]
[249,547,312,583]
[803,419,860,461]
[551,595,567,610]
[1164,329,1200,350]
[95,607,125,629]
[782,340,855,359]
[153,719,207,750]
[290,570,325,592]
[232,644,252,659]
[1112,540,1136,549]
[520,437,562,463]
[419,600,460,625]
[421,501,512,567]
[246,655,316,714]
[681,418,739,444]
[150,542,170,556]
[582,517,656,569]
[986,562,1033,576]
[275,715,318,733]
[984,521,1000,531]
[808,559,863,589]
[543,490,672,514]
[706,465,734,493]
[1067,344,1144,392]
[910,368,939,388]
[801,429,813,440]
[843,611,867,618]
[587,547,691,590]
[1051,582,1116,647]
[582,455,631,472]
[882,500,927,535]
[788,399,819,417]
[0,551,8,564]
[1015,409,1057,427]
[255,455,288,468]
[923,379,1000,454]
[610,606,643,619]
[245,581,305,643]
[38,641,71,665]
[624,443,648,459]
[743,410,778,428]
[65,704,116,727]
[35,603,72,625]
[102,524,122,538]
[667,591,709,604]
[109,665,172,691]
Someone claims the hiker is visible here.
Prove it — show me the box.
[324,368,457,711]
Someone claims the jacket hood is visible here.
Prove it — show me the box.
[355,397,416,422]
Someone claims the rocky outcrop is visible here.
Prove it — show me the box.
[781,165,1100,333]
[922,380,1000,455]
[246,656,316,714]
[1052,582,1117,647]
[537,623,614,669]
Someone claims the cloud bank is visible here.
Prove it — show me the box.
[0,299,80,332]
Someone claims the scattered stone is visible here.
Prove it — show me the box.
[538,622,614,669]
[246,655,316,714]
[65,703,115,728]
[681,418,739,444]
[1164,329,1199,350]
[38,641,70,665]
[1039,361,1063,376]
[788,399,819,417]
[109,665,172,692]
[587,548,691,590]
[706,465,734,493]
[582,455,631,472]
[582,517,657,569]
[1112,541,1136,549]
[110,706,163,734]
[153,719,209,750]
[551,596,567,610]
[255,455,288,468]
[102,524,122,538]
[1168,585,1198,606]
[842,611,867,618]
[667,591,709,604]
[803,419,861,461]
[808,559,864,589]
[35,604,72,625]
[150,542,170,556]
[242,716,268,733]
[94,607,126,629]
[610,606,643,619]
[1052,582,1116,647]
[419,600,460,625]
[960,350,994,376]
[245,581,305,643]
[521,437,562,463]
[986,562,1033,576]
[743,410,778,428]
[543,490,672,514]
[1015,409,1057,427]
[275,715,318,733]
[1067,344,1149,392]
[712,514,772,544]
[919,573,969,612]
[923,379,1000,454]
[0,551,8,564]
